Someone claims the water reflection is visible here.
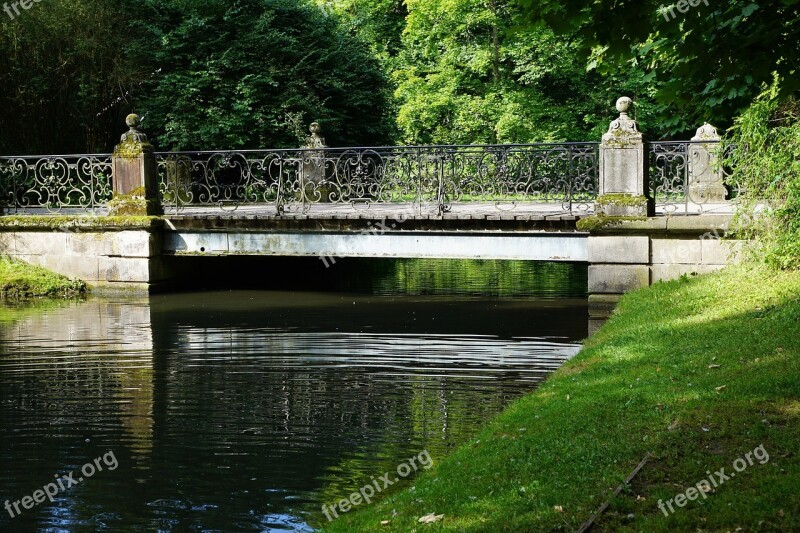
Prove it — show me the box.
[0,288,586,531]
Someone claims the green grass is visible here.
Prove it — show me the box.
[322,265,800,531]
[0,257,87,299]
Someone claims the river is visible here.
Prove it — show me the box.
[0,259,587,531]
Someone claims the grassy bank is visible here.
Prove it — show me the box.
[0,258,86,299]
[324,265,800,531]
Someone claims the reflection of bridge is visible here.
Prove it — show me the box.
[0,294,584,528]
[0,100,744,316]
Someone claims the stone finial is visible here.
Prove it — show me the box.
[120,113,150,144]
[616,96,633,114]
[603,97,641,144]
[691,122,720,142]
[126,113,140,128]
[306,121,327,149]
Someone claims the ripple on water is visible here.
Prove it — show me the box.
[0,292,585,531]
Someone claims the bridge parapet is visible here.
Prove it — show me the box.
[0,99,746,297]
[155,142,599,218]
[0,101,740,219]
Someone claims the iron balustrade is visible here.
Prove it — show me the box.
[648,140,738,214]
[0,154,113,213]
[0,141,744,216]
[155,143,600,215]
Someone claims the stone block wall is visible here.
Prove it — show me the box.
[587,216,744,318]
[0,229,166,293]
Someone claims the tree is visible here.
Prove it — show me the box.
[391,0,655,145]
[130,0,394,150]
[0,0,138,154]
[516,0,800,134]
[0,0,394,154]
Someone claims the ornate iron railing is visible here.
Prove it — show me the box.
[648,141,737,214]
[0,142,744,217]
[156,143,599,215]
[0,154,113,213]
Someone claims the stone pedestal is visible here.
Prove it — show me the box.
[300,121,333,202]
[597,97,653,217]
[111,114,162,216]
[688,123,727,203]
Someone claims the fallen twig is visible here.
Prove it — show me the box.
[577,452,651,533]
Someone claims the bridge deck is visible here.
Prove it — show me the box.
[162,201,736,220]
[5,201,736,220]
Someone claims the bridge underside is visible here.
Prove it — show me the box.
[164,230,588,262]
[160,213,588,262]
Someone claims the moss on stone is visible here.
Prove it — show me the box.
[0,257,87,300]
[577,215,647,232]
[108,188,162,216]
[0,215,162,231]
[601,128,642,148]
[108,194,148,216]
[112,138,153,160]
[596,194,650,207]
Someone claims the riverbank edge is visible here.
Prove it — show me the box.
[323,265,800,531]
[0,257,87,299]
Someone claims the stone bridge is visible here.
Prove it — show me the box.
[0,98,744,317]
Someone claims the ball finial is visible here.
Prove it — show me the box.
[616,97,633,114]
[125,113,141,128]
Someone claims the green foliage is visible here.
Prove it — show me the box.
[0,0,138,153]
[728,85,800,269]
[0,0,394,153]
[130,0,393,150]
[516,0,800,135]
[316,0,407,62]
[391,0,656,144]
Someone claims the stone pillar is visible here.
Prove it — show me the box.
[597,97,653,217]
[688,123,727,203]
[111,114,162,216]
[300,121,331,202]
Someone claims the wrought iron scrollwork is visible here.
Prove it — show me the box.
[0,155,112,213]
[648,141,734,214]
[156,143,599,215]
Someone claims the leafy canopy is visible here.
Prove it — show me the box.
[131,0,394,150]
[516,0,800,133]
[0,0,394,153]
[391,0,656,145]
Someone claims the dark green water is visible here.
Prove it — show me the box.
[0,259,587,531]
